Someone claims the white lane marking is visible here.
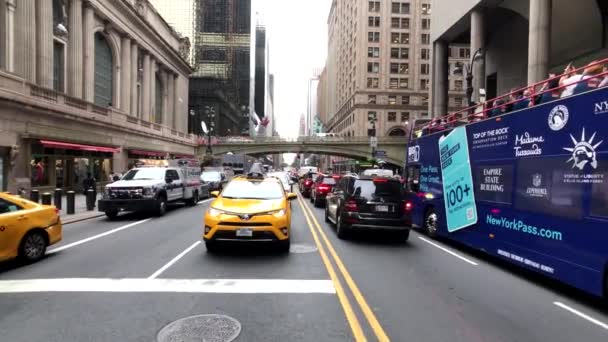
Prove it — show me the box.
[197,198,213,205]
[48,219,151,254]
[418,236,479,266]
[554,302,608,331]
[0,278,336,294]
[148,241,201,279]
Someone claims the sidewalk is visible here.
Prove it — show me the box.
[56,193,105,225]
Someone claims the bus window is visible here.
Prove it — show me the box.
[406,166,420,192]
[514,157,584,220]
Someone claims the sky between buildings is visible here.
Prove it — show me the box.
[150,0,331,139]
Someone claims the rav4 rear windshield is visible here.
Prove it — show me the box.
[322,177,336,185]
[122,168,165,181]
[353,180,402,199]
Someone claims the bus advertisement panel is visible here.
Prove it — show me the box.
[405,88,608,297]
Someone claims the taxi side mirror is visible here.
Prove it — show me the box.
[210,191,220,198]
[287,193,297,200]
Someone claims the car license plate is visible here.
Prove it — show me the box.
[236,228,253,237]
[376,205,389,212]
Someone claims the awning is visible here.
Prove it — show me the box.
[173,154,195,159]
[40,140,119,153]
[128,149,167,157]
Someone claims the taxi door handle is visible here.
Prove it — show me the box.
[17,215,28,221]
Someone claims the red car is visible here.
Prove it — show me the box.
[310,174,340,207]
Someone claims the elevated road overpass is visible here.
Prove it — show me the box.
[201,136,408,166]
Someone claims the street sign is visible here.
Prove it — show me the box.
[370,136,378,148]
[438,126,477,232]
[374,150,386,157]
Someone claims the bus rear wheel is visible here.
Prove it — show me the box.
[424,209,438,238]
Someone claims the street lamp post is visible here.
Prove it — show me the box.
[464,48,484,107]
[203,105,216,156]
[367,112,377,168]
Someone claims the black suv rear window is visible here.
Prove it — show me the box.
[353,180,402,199]
[322,177,336,185]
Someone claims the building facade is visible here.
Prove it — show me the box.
[0,0,193,193]
[324,0,467,138]
[317,67,329,127]
[148,0,196,65]
[430,0,608,116]
[187,0,251,138]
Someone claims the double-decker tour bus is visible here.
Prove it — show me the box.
[404,60,608,297]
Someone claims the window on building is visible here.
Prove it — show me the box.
[422,3,431,15]
[53,41,65,92]
[368,1,380,12]
[391,32,409,44]
[421,48,430,60]
[402,95,410,104]
[448,47,453,57]
[455,97,463,106]
[454,80,463,90]
[421,33,430,44]
[399,78,409,89]
[94,33,113,107]
[420,112,429,117]
[421,95,429,106]
[399,63,409,74]
[388,112,397,122]
[459,48,466,58]
[155,75,163,123]
[465,48,471,58]
[421,18,431,30]
[388,96,397,105]
[420,79,429,90]
[368,31,380,42]
[137,53,143,117]
[401,18,410,29]
[392,2,410,14]
[420,63,430,75]
[391,17,400,28]
[368,16,380,27]
[453,62,463,75]
[368,47,380,57]
[367,77,379,88]
[401,112,410,122]
[367,62,380,73]
[368,95,376,104]
[52,0,68,36]
[389,78,399,89]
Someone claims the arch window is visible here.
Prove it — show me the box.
[155,74,164,123]
[388,127,407,136]
[94,33,113,107]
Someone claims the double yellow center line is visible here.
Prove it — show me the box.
[296,194,390,342]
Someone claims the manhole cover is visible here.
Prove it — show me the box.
[157,314,241,342]
[289,244,318,254]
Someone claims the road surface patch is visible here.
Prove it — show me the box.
[157,314,241,342]
[0,278,336,294]
[289,243,318,254]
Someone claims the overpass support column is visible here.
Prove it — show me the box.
[432,40,449,118]
[528,0,552,84]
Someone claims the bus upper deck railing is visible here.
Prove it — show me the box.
[413,57,608,138]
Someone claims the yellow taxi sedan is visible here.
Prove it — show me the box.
[203,174,297,253]
[0,192,62,263]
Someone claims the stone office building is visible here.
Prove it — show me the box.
[0,0,194,193]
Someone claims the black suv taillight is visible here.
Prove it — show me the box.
[344,199,358,212]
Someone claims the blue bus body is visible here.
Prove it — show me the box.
[405,88,608,296]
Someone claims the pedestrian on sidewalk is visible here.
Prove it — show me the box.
[82,172,97,204]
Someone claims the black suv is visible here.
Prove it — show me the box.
[324,176,411,241]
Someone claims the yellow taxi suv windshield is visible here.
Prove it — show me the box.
[221,181,284,200]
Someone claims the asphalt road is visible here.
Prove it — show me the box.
[0,189,608,341]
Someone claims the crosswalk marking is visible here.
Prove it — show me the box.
[0,278,336,294]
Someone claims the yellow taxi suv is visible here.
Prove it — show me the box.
[203,172,297,253]
[0,192,62,263]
